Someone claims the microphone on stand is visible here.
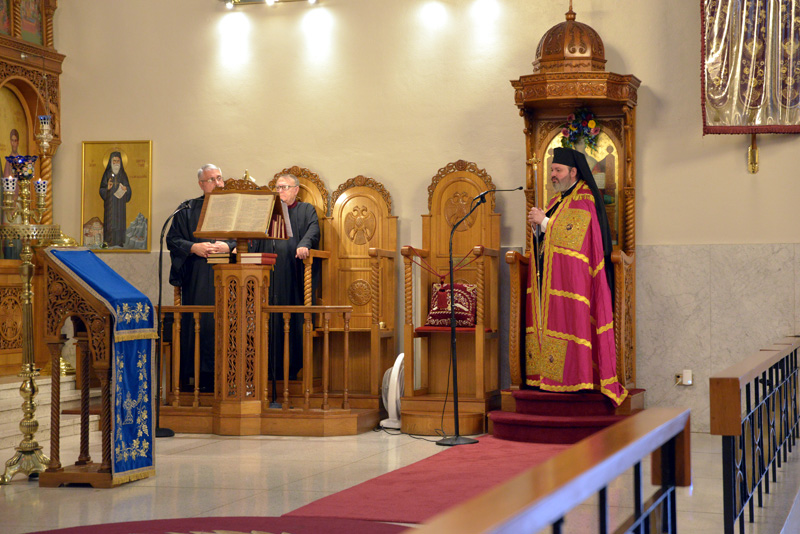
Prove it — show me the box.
[154,200,193,439]
[438,185,523,447]
[174,200,191,212]
[473,186,523,202]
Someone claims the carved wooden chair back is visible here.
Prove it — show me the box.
[417,160,500,332]
[326,175,397,331]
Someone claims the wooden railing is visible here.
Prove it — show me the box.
[263,304,352,411]
[158,303,353,411]
[710,336,800,534]
[408,407,691,534]
[158,304,214,408]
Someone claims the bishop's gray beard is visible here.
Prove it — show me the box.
[111,163,121,174]
[552,179,571,193]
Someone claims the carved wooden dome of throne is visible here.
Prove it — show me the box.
[508,3,640,390]
[533,3,606,74]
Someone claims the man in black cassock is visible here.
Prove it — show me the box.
[252,173,320,382]
[166,164,235,392]
[98,151,132,248]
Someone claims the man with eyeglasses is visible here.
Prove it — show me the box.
[252,173,320,384]
[166,164,236,393]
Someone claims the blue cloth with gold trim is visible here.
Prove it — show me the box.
[47,248,156,484]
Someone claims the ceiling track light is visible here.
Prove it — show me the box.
[222,0,320,7]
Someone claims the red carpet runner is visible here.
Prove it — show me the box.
[30,516,406,534]
[286,435,567,524]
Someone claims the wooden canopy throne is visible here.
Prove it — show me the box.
[506,6,640,401]
[401,160,501,436]
[0,0,64,377]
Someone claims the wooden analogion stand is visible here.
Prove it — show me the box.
[193,188,287,435]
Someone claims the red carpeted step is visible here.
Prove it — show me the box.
[512,388,618,417]
[489,410,627,444]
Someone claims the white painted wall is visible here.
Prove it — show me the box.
[51,0,800,249]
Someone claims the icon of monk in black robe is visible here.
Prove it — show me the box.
[98,151,132,248]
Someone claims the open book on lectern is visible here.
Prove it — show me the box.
[193,189,293,240]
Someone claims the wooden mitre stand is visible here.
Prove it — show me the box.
[194,188,289,435]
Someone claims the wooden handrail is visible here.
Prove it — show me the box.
[401,245,429,258]
[157,304,215,405]
[368,247,395,258]
[408,407,691,534]
[303,250,331,306]
[158,305,214,314]
[472,245,499,257]
[610,248,634,266]
[710,336,800,435]
[265,305,353,314]
[505,249,529,265]
[307,249,331,259]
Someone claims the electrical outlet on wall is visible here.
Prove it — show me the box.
[675,370,693,386]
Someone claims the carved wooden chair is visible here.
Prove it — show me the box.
[322,175,397,404]
[400,160,501,435]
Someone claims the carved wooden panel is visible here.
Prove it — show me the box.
[0,286,21,349]
[225,276,238,398]
[244,276,256,397]
[428,165,499,268]
[45,264,108,367]
[332,175,392,215]
[424,161,500,330]
[428,160,495,212]
[327,176,396,331]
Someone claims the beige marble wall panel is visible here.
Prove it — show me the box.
[636,245,711,431]
[637,244,797,432]
[708,244,794,372]
[796,244,800,334]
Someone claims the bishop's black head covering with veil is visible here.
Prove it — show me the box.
[552,146,615,301]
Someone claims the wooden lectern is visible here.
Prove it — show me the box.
[193,187,288,435]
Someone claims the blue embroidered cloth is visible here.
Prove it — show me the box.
[47,248,156,484]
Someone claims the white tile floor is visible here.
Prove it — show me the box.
[0,431,798,534]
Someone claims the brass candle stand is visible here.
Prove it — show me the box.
[0,155,61,484]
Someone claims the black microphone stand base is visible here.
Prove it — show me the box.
[436,435,478,447]
[156,427,175,438]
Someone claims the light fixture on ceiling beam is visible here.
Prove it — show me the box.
[221,0,320,7]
